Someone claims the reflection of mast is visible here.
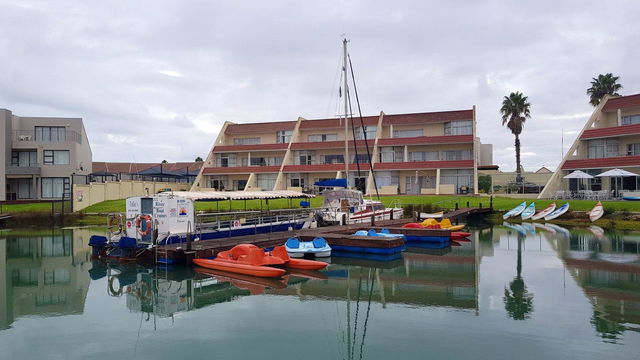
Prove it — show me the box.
[343,267,375,360]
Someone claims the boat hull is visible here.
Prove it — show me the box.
[588,202,604,222]
[544,203,570,220]
[531,203,556,220]
[192,259,286,278]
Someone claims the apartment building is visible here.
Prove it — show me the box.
[192,108,490,195]
[539,93,640,198]
[1,109,92,201]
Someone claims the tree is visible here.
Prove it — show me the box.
[161,160,168,164]
[195,156,203,162]
[587,73,622,107]
[478,175,492,193]
[500,92,531,184]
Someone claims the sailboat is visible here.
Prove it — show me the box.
[315,39,403,225]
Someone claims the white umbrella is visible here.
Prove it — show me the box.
[564,170,594,192]
[596,168,639,198]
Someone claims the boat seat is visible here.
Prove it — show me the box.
[380,228,390,234]
[312,237,327,248]
[286,237,300,249]
[367,229,378,237]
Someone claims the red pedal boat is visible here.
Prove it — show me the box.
[193,244,286,278]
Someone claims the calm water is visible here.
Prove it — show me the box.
[1,224,640,359]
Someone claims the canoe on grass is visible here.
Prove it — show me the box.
[503,202,527,220]
[588,201,604,222]
[520,202,536,220]
[544,203,570,221]
[531,203,556,220]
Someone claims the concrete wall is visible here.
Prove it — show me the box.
[73,180,190,211]
[0,109,11,201]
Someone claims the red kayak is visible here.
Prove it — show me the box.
[450,232,471,239]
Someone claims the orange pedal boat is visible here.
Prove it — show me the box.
[271,246,328,270]
[193,244,286,278]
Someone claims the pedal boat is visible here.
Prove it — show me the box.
[270,246,328,270]
[284,237,331,258]
[193,244,287,278]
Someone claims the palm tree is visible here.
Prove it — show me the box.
[504,233,534,320]
[587,73,622,107]
[500,92,531,184]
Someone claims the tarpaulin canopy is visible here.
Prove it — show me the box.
[314,179,348,188]
[160,190,315,201]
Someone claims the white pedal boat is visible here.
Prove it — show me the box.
[285,237,331,258]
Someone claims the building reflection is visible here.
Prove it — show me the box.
[548,229,640,342]
[0,228,92,330]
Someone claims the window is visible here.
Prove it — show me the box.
[35,126,66,142]
[322,154,344,164]
[11,150,37,166]
[442,150,472,161]
[354,126,377,140]
[216,154,236,167]
[43,150,70,165]
[276,130,293,143]
[233,137,261,145]
[409,151,439,162]
[257,174,277,190]
[308,133,338,142]
[41,177,70,198]
[393,129,423,138]
[209,176,228,190]
[444,120,473,135]
[440,169,474,194]
[289,173,306,188]
[232,180,247,191]
[588,139,619,158]
[379,147,404,162]
[250,157,283,166]
[353,154,371,163]
[627,144,640,156]
[622,115,640,125]
[295,151,315,165]
[374,171,400,188]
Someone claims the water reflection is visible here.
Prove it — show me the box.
[503,233,534,320]
[0,228,92,330]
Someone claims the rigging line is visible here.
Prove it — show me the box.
[347,85,363,180]
[350,268,364,360]
[348,54,379,199]
[326,47,345,118]
[358,268,375,360]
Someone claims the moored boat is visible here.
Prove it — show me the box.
[419,211,444,219]
[316,189,404,225]
[520,202,536,220]
[531,202,556,221]
[193,259,286,278]
[503,202,527,220]
[544,202,570,220]
[284,237,332,258]
[588,201,604,222]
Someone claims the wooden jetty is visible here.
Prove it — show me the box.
[443,207,491,220]
[157,219,412,264]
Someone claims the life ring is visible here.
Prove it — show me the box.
[107,213,123,235]
[108,276,123,296]
[135,215,153,236]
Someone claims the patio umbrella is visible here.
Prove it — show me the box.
[563,170,594,191]
[596,168,639,198]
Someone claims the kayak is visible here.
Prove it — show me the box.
[544,203,570,220]
[503,202,527,220]
[588,201,604,222]
[193,258,286,278]
[520,202,536,220]
[451,231,471,239]
[420,211,444,219]
[531,203,556,220]
[622,196,640,201]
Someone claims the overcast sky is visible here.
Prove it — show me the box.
[1,0,639,171]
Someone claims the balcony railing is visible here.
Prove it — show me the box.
[13,130,82,144]
[5,165,41,175]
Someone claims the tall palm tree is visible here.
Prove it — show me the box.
[587,73,622,107]
[500,92,531,184]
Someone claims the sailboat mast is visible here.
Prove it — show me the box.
[343,38,350,188]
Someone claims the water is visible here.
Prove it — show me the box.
[1,224,640,359]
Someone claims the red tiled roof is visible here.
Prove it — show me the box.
[375,160,474,170]
[225,121,296,134]
[377,135,473,146]
[580,123,640,139]
[382,110,473,125]
[282,164,369,173]
[202,166,281,174]
[562,156,640,170]
[92,162,202,174]
[213,143,289,152]
[299,116,379,129]
[290,139,375,150]
[602,93,640,112]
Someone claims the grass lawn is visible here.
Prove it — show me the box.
[0,202,57,213]
[76,195,640,214]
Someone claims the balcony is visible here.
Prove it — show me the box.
[562,155,640,170]
[377,135,473,146]
[213,143,288,152]
[375,160,474,170]
[5,165,41,175]
[580,123,640,140]
[202,165,281,174]
[13,130,82,144]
